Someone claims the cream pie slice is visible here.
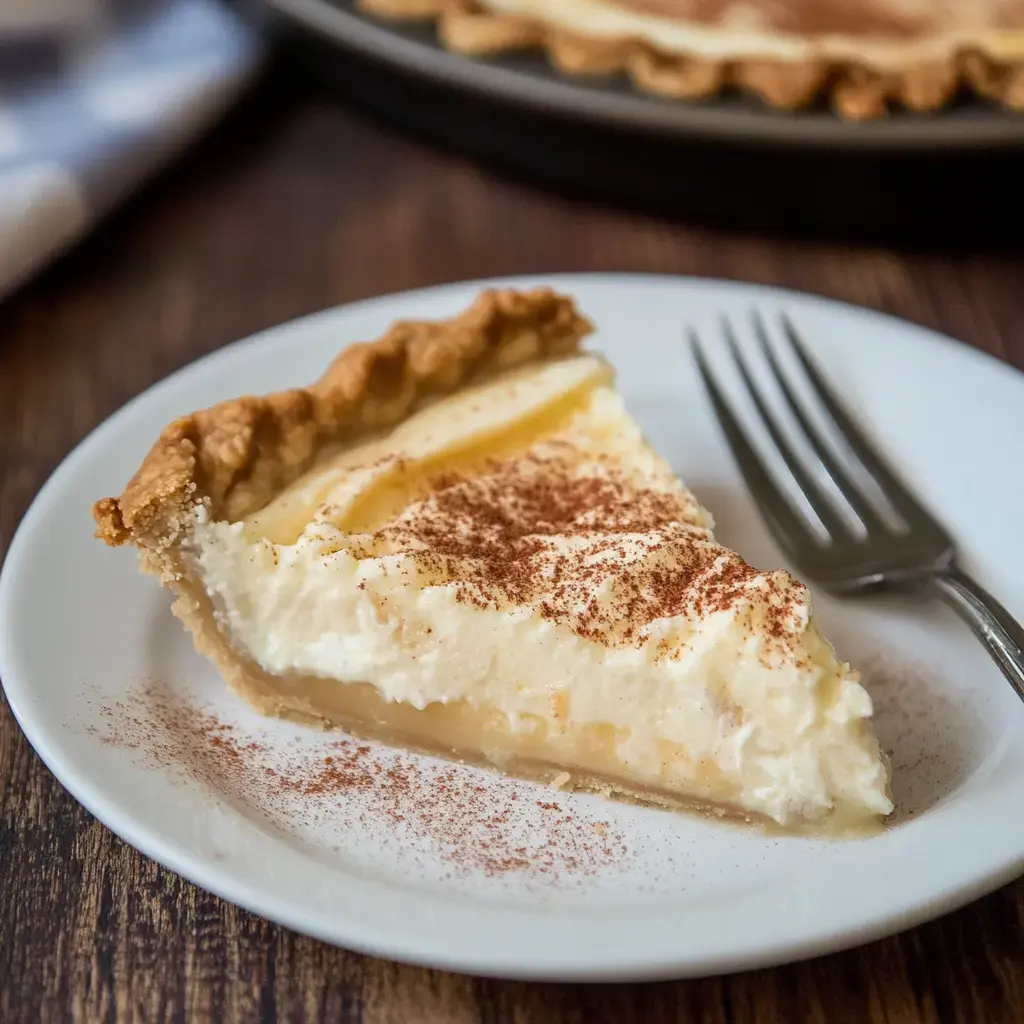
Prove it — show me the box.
[359,0,1024,119]
[94,288,893,831]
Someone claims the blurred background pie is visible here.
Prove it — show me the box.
[359,0,1024,117]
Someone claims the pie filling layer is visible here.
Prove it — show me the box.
[187,353,893,829]
[471,0,1024,66]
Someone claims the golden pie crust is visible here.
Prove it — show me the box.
[94,288,592,555]
[357,0,1024,119]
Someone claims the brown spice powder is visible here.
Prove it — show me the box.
[373,449,802,650]
[88,681,628,883]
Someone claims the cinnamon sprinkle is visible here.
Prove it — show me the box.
[371,449,803,652]
[86,681,628,884]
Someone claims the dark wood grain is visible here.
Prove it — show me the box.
[2,68,1024,1024]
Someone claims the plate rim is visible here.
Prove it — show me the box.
[258,0,1024,151]
[3,271,1024,981]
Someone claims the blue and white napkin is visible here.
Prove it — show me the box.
[0,0,263,300]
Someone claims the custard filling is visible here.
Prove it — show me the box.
[189,354,893,828]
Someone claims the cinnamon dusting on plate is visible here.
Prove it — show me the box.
[86,681,628,883]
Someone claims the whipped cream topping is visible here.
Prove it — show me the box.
[191,355,893,827]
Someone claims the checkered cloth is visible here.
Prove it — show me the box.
[0,0,262,300]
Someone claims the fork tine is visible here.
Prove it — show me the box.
[779,314,946,532]
[690,331,820,560]
[750,311,887,536]
[721,318,853,542]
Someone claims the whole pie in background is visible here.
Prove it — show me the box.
[357,0,1024,118]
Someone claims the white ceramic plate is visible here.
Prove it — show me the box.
[3,274,1024,982]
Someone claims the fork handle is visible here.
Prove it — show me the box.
[932,567,1024,704]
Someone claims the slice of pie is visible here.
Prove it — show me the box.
[94,288,893,831]
[358,0,1024,119]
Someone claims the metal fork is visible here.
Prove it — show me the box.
[690,313,1024,703]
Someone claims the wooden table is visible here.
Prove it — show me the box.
[2,69,1023,1024]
